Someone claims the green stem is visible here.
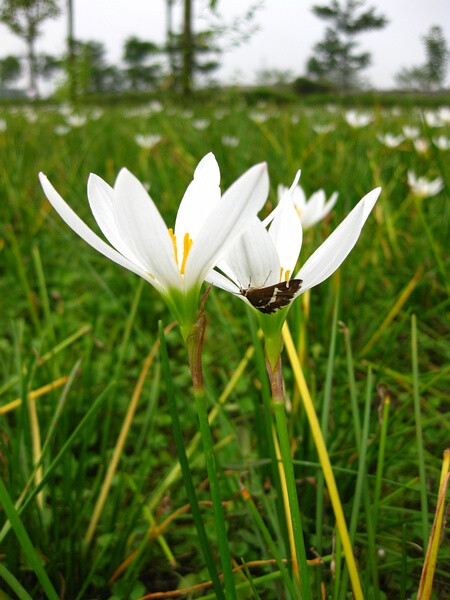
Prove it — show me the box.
[240,485,299,597]
[0,478,59,600]
[373,390,391,529]
[194,388,236,600]
[158,322,225,600]
[411,314,429,550]
[268,356,311,599]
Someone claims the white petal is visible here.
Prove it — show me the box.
[113,168,181,289]
[205,269,241,295]
[262,170,301,228]
[88,174,148,269]
[296,188,381,292]
[174,152,221,244]
[268,198,302,276]
[183,162,269,289]
[225,217,280,289]
[39,173,160,289]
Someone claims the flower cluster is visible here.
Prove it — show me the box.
[40,153,380,338]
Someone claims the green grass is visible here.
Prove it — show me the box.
[0,98,448,599]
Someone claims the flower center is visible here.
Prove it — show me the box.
[168,229,193,275]
[295,206,302,218]
[279,267,291,282]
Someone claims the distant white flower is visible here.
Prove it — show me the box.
[135,133,162,149]
[376,133,405,148]
[182,109,194,119]
[290,114,300,124]
[413,138,430,154]
[39,153,269,334]
[192,118,210,130]
[403,125,420,139]
[423,110,444,128]
[55,125,71,136]
[207,180,380,313]
[277,183,338,230]
[221,135,239,147]
[344,110,374,128]
[90,108,103,120]
[437,106,450,123]
[313,123,336,135]
[407,170,444,198]
[0,118,7,132]
[249,111,269,124]
[59,103,73,117]
[432,135,450,150]
[148,100,163,113]
[66,114,87,127]
[23,108,38,123]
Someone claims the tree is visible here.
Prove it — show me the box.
[73,40,122,95]
[123,37,162,91]
[424,26,449,90]
[307,0,387,91]
[66,0,76,101]
[0,55,22,88]
[174,0,261,94]
[0,0,61,97]
[395,25,449,91]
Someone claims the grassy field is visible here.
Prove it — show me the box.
[0,98,449,599]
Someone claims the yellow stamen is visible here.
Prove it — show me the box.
[284,269,291,282]
[168,228,178,268]
[180,233,193,275]
[295,206,302,218]
[279,267,284,281]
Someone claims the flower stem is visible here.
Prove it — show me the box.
[185,290,237,600]
[266,355,312,599]
[194,388,236,600]
[158,322,225,600]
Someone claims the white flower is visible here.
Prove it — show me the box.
[90,108,103,120]
[23,108,38,123]
[55,125,71,136]
[423,110,444,128]
[0,118,7,132]
[221,135,239,148]
[290,114,300,124]
[135,133,162,149]
[277,182,338,230]
[192,118,210,130]
[413,138,430,154]
[437,106,450,123]
[432,135,450,150]
[39,153,269,333]
[344,110,373,128]
[208,177,380,312]
[249,111,269,124]
[407,170,444,198]
[66,114,87,127]
[148,100,163,113]
[403,125,420,139]
[313,123,336,135]
[376,133,405,148]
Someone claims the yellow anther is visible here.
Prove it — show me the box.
[279,267,284,281]
[284,269,291,282]
[168,228,179,267]
[180,233,193,275]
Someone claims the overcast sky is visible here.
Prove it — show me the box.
[0,0,449,89]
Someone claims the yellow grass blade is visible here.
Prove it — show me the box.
[282,322,364,600]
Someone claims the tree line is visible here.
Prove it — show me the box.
[0,0,448,100]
